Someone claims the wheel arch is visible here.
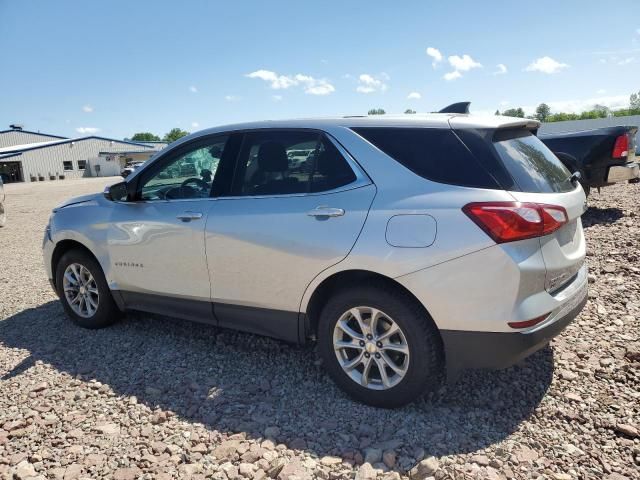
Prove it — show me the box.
[51,239,101,289]
[302,269,442,344]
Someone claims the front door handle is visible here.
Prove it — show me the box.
[307,206,345,218]
[177,211,203,222]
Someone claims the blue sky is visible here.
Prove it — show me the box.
[1,0,639,139]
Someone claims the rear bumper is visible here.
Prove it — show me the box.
[606,162,639,183]
[441,281,587,373]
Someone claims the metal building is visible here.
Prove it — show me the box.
[0,126,162,183]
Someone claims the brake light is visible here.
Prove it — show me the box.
[612,134,629,159]
[463,202,568,243]
[508,313,549,329]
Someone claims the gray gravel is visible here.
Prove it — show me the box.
[0,177,638,480]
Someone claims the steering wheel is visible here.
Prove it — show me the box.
[181,177,209,190]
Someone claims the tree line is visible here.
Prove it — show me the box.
[129,91,640,141]
[126,128,190,144]
[496,90,640,122]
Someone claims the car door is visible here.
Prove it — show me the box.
[205,129,376,341]
[107,134,234,321]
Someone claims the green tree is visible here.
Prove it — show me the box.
[495,110,500,116]
[630,91,640,109]
[534,103,551,122]
[131,132,161,142]
[368,108,386,115]
[502,107,525,118]
[163,128,190,143]
[404,109,416,114]
[593,104,610,117]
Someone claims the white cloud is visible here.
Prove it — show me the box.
[493,64,508,75]
[597,88,607,94]
[356,74,388,94]
[525,56,569,74]
[191,122,199,128]
[189,85,198,93]
[499,100,510,106]
[618,57,635,65]
[448,54,482,72]
[224,95,241,101]
[272,95,283,101]
[407,92,421,100]
[76,127,100,134]
[443,70,462,81]
[426,47,443,67]
[245,69,334,95]
[82,105,93,113]
[442,54,482,80]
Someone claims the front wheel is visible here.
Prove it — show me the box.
[55,249,121,329]
[317,285,444,408]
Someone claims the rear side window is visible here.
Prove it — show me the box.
[493,131,573,193]
[352,127,499,189]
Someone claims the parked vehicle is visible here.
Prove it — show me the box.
[43,112,588,407]
[121,161,145,178]
[0,176,5,227]
[539,126,638,196]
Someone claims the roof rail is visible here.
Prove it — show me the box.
[438,102,470,114]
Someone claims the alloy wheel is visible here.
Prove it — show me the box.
[333,306,410,390]
[63,263,100,318]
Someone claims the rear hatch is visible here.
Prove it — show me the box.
[454,124,586,293]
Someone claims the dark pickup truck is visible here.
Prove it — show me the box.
[539,126,639,195]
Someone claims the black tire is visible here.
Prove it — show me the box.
[55,249,121,329]
[317,283,444,408]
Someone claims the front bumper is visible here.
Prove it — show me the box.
[607,162,639,183]
[441,280,588,374]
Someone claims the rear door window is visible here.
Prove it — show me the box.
[352,127,500,189]
[232,130,356,196]
[492,131,573,193]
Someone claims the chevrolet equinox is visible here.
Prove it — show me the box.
[43,112,588,407]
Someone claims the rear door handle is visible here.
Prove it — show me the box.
[177,211,203,222]
[307,207,345,218]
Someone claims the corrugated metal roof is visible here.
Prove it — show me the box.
[0,136,154,154]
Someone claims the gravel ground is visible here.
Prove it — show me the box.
[0,177,638,480]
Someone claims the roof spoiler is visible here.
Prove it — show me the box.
[439,102,470,114]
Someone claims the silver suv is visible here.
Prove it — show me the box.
[43,113,588,407]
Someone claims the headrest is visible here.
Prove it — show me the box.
[257,142,288,172]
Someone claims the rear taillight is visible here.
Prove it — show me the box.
[612,134,629,159]
[463,202,568,243]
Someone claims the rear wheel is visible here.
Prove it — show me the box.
[318,284,443,408]
[55,249,121,328]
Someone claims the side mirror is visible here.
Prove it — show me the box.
[103,181,129,202]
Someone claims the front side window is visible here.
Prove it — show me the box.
[63,161,73,171]
[140,136,228,201]
[77,160,87,170]
[233,131,356,196]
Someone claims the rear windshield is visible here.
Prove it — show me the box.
[351,127,500,189]
[492,131,574,193]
